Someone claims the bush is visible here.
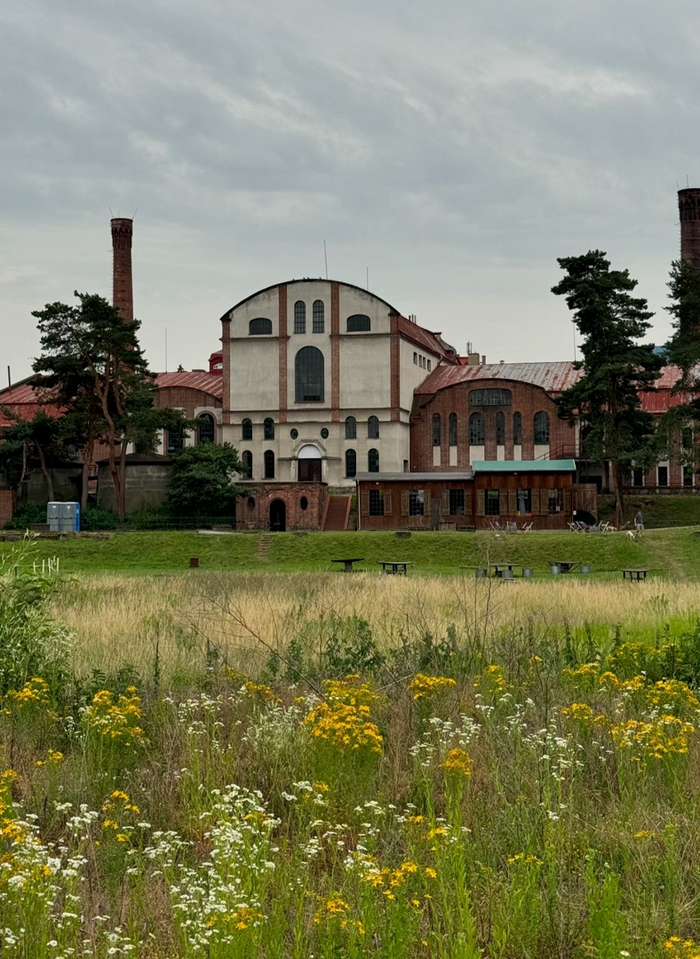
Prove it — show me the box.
[80,506,119,531]
[3,503,46,530]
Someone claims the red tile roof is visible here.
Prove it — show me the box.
[397,316,457,362]
[155,370,223,399]
[0,378,62,426]
[416,361,581,396]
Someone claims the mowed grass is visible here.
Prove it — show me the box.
[3,525,700,577]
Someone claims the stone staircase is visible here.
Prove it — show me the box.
[322,495,351,532]
[256,533,274,558]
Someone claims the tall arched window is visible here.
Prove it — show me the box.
[249,317,272,335]
[166,426,184,454]
[313,300,325,333]
[367,416,380,438]
[345,449,357,478]
[242,418,253,441]
[294,301,306,334]
[513,412,522,445]
[432,413,441,446]
[264,417,275,440]
[368,448,379,472]
[534,411,550,444]
[496,412,505,445]
[295,347,324,402]
[345,416,356,439]
[469,412,485,445]
[198,413,215,444]
[264,450,275,478]
[449,413,458,446]
[241,450,253,478]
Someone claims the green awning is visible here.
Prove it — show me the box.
[471,460,576,473]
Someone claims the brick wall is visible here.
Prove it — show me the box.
[154,386,221,418]
[235,482,326,530]
[410,378,575,471]
[0,488,15,527]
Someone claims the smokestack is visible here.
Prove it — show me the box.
[111,217,133,322]
[678,189,700,269]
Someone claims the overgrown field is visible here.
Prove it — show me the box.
[5,544,700,957]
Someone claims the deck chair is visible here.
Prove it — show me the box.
[521,522,533,532]
[568,521,581,533]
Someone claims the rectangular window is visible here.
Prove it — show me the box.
[632,467,644,487]
[516,488,531,514]
[369,489,384,516]
[658,466,668,486]
[485,489,500,516]
[427,360,431,371]
[684,466,694,487]
[409,490,425,516]
[413,352,417,364]
[449,489,465,515]
[548,489,563,514]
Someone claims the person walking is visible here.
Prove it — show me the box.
[634,510,644,534]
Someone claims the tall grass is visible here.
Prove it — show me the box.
[4,556,700,956]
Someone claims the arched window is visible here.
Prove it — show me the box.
[241,450,252,478]
[264,450,275,478]
[249,317,272,335]
[166,426,184,454]
[513,412,522,445]
[368,448,379,472]
[295,347,324,402]
[264,417,274,440]
[345,449,357,478]
[367,416,380,438]
[496,412,505,446]
[197,413,216,444]
[345,416,357,439]
[449,413,458,446]
[313,300,325,333]
[469,412,485,445]
[294,301,306,334]
[242,418,253,441]
[432,413,441,446]
[347,314,371,332]
[534,411,550,445]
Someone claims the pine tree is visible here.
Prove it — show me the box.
[552,251,663,527]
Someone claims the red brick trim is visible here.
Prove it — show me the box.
[330,282,340,422]
[0,488,15,528]
[390,314,400,422]
[278,284,288,423]
[221,316,231,424]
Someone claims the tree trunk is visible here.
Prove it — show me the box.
[611,459,624,529]
[117,443,128,521]
[80,432,95,512]
[35,442,55,502]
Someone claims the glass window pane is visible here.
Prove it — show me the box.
[295,347,324,402]
[347,314,371,332]
[312,300,325,333]
[345,416,356,439]
[294,301,306,334]
[249,317,272,335]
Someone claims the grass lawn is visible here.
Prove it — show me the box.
[598,492,700,528]
[2,525,700,577]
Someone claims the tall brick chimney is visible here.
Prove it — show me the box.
[111,217,133,322]
[678,189,700,269]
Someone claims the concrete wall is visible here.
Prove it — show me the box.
[97,463,172,513]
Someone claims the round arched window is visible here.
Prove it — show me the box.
[300,496,308,511]
[247,497,255,511]
[320,427,329,439]
[290,428,299,439]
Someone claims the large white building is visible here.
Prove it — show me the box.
[219,279,457,489]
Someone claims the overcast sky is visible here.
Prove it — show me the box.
[1,0,699,382]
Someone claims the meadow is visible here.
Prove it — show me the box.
[4,537,700,957]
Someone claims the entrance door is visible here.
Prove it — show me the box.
[269,499,286,532]
[431,496,441,531]
[297,444,322,482]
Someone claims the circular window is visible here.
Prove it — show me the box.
[247,497,255,511]
[300,496,308,511]
[320,428,329,439]
[290,428,299,439]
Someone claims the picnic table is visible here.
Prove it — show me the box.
[377,560,413,576]
[331,557,365,573]
[551,560,580,574]
[621,567,650,582]
[490,562,520,577]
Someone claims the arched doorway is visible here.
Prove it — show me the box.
[269,499,286,532]
[297,444,322,482]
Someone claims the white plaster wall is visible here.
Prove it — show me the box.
[400,338,439,410]
[231,340,279,412]
[513,444,522,462]
[469,444,485,462]
[339,285,392,334]
[228,287,279,337]
[534,444,550,460]
[339,337,390,409]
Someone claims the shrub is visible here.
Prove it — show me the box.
[80,506,119,531]
[3,503,46,530]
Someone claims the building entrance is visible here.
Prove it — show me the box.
[297,445,322,482]
[269,499,286,532]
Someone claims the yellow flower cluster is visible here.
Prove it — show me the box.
[443,748,472,778]
[474,664,511,694]
[101,789,142,843]
[612,716,695,761]
[409,674,457,701]
[206,907,264,931]
[243,681,282,706]
[648,679,700,717]
[2,677,53,715]
[666,937,700,959]
[81,686,148,748]
[313,896,364,933]
[562,662,600,688]
[35,749,64,768]
[353,853,434,903]
[0,769,32,846]
[507,853,543,866]
[304,676,383,755]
